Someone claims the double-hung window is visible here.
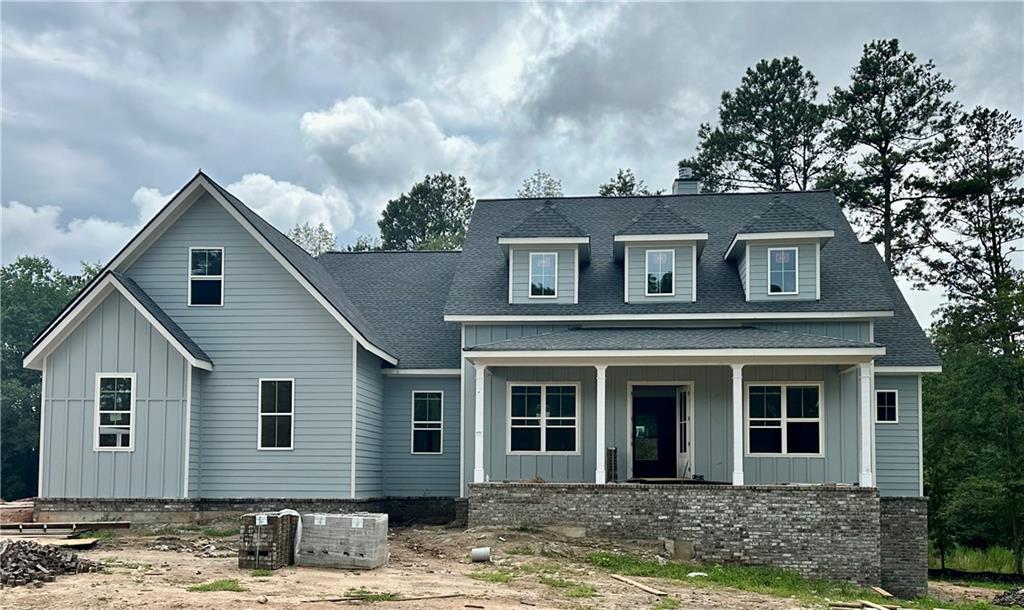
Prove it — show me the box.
[95,374,135,450]
[509,383,578,453]
[645,249,675,296]
[189,247,224,306]
[259,379,294,450]
[412,391,443,454]
[528,252,557,298]
[876,390,898,423]
[767,247,798,295]
[747,384,822,455]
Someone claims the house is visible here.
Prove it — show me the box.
[24,169,938,594]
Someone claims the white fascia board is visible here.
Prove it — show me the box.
[382,368,461,377]
[724,230,836,260]
[444,310,895,323]
[613,233,709,243]
[497,236,590,245]
[465,347,886,359]
[874,365,943,374]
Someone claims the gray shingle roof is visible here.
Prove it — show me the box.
[446,190,894,316]
[111,272,212,364]
[467,326,879,352]
[617,200,706,236]
[736,198,832,234]
[500,200,588,239]
[318,251,462,369]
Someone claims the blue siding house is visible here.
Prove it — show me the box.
[25,170,940,503]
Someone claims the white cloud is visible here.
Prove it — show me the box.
[225,173,354,235]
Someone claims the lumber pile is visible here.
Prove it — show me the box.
[0,539,101,588]
[993,587,1024,607]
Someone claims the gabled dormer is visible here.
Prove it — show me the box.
[498,201,590,305]
[613,201,708,303]
[723,199,834,302]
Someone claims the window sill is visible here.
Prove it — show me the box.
[257,447,294,451]
[506,451,581,456]
[94,448,135,453]
[744,453,825,458]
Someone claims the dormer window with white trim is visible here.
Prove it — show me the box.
[189,247,223,306]
[768,247,798,295]
[645,249,675,296]
[529,252,558,298]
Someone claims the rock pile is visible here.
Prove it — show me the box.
[146,536,235,558]
[0,539,102,588]
[993,587,1024,607]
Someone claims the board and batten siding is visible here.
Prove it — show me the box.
[875,375,922,497]
[40,290,188,498]
[625,243,694,303]
[509,248,577,304]
[126,193,354,498]
[187,368,202,497]
[382,376,462,497]
[747,242,818,301]
[754,321,871,343]
[355,347,385,498]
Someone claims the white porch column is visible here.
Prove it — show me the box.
[858,363,874,487]
[473,364,487,484]
[731,364,745,486]
[594,365,608,484]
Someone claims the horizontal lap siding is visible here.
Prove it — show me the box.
[626,243,694,303]
[510,248,576,304]
[127,193,352,498]
[875,375,921,497]
[382,376,461,497]
[355,347,384,498]
[748,242,817,301]
[42,291,188,498]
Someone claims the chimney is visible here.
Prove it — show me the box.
[672,164,700,195]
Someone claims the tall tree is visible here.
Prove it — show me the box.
[288,222,337,257]
[826,38,959,273]
[342,234,382,252]
[1,257,98,500]
[684,57,832,193]
[378,173,474,250]
[598,168,661,197]
[517,170,563,198]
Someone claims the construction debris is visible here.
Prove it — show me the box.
[994,588,1024,607]
[870,586,894,598]
[610,573,667,596]
[147,536,235,558]
[0,539,102,587]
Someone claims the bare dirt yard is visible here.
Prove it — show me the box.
[0,524,821,610]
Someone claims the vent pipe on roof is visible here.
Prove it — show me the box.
[672,164,700,195]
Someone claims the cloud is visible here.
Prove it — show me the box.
[226,173,354,234]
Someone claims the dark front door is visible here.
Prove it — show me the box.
[632,395,677,478]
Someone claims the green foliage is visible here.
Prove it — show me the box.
[538,575,596,598]
[201,526,238,538]
[652,597,681,610]
[342,234,382,252]
[599,169,662,197]
[685,56,833,193]
[287,222,337,256]
[518,170,563,198]
[378,172,474,250]
[506,544,535,555]
[187,579,245,592]
[929,544,1018,576]
[249,569,274,578]
[1,256,98,500]
[469,569,514,583]
[345,587,401,601]
[825,38,959,273]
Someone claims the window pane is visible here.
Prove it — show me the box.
[545,386,576,419]
[787,422,820,453]
[750,427,782,453]
[276,381,292,414]
[261,415,277,447]
[510,427,541,452]
[275,416,292,448]
[413,429,442,453]
[205,249,223,275]
[190,279,222,305]
[646,250,674,294]
[98,433,118,447]
[786,386,819,419]
[100,377,118,393]
[749,386,781,418]
[414,393,442,422]
[769,249,797,293]
[511,387,541,418]
[260,381,277,413]
[530,254,556,296]
[100,412,130,426]
[545,428,575,452]
[191,250,207,275]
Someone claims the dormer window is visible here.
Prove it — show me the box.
[645,249,675,296]
[529,252,558,298]
[768,247,798,295]
[189,247,224,306]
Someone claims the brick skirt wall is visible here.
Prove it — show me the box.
[880,497,928,598]
[470,482,886,586]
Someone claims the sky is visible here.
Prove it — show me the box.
[2,2,1022,329]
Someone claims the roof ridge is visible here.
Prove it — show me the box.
[319,249,461,256]
[735,198,831,234]
[616,199,706,236]
[478,189,835,203]
[499,199,588,238]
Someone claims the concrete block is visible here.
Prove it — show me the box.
[297,512,388,570]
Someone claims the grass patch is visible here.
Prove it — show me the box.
[516,560,562,575]
[187,579,245,593]
[200,526,237,538]
[652,598,681,610]
[930,544,1017,575]
[507,544,535,556]
[469,569,514,583]
[585,552,999,610]
[249,569,274,578]
[539,575,597,598]
[345,587,401,601]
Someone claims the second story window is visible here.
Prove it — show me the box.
[646,249,675,296]
[768,247,798,295]
[189,247,224,306]
[529,252,557,298]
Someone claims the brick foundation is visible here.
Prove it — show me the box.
[880,496,928,598]
[469,482,886,586]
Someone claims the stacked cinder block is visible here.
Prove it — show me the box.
[238,511,299,570]
[296,513,388,569]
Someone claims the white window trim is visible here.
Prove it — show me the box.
[766,246,799,296]
[506,381,581,455]
[528,252,559,299]
[744,381,825,457]
[875,389,899,424]
[411,390,444,454]
[93,372,136,452]
[257,378,295,451]
[188,246,225,307]
[644,248,676,297]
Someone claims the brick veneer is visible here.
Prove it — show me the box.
[879,496,928,598]
[469,482,887,586]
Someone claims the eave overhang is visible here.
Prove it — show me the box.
[724,230,835,260]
